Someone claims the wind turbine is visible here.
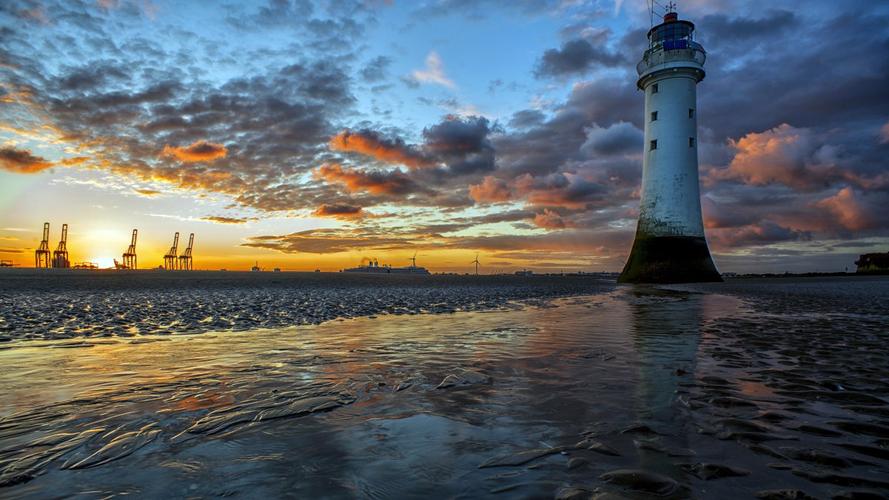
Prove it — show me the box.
[409,251,418,268]
[471,253,480,275]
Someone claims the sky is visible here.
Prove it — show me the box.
[1,0,888,273]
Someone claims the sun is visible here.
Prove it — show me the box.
[93,257,116,269]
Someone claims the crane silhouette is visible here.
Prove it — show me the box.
[163,232,179,270]
[178,233,194,270]
[52,223,70,268]
[122,229,137,269]
[35,222,51,268]
[471,253,480,275]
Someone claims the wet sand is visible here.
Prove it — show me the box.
[0,270,612,340]
[1,275,888,498]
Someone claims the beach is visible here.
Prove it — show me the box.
[1,274,888,498]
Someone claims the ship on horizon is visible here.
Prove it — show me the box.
[342,256,430,275]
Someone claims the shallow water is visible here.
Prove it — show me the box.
[1,276,889,498]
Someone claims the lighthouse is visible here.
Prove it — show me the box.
[618,9,721,283]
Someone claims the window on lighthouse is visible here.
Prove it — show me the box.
[689,137,695,148]
[688,108,695,118]
[651,84,659,94]
[651,111,658,121]
[650,140,658,150]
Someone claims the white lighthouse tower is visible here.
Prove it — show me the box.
[619,7,721,283]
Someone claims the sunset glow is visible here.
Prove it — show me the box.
[1,0,888,273]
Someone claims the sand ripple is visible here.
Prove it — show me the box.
[0,276,888,498]
[0,271,611,341]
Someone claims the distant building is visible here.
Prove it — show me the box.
[342,257,430,275]
[515,269,533,276]
[855,252,889,274]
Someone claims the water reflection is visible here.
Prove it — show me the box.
[2,286,887,498]
[625,287,709,490]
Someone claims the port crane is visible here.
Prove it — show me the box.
[35,222,51,268]
[178,233,194,271]
[163,232,179,270]
[471,253,480,275]
[52,224,70,268]
[122,229,137,269]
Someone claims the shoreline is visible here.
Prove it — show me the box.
[3,273,888,343]
[0,273,614,342]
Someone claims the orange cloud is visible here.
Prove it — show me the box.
[313,203,363,219]
[707,124,886,192]
[162,140,227,163]
[533,209,572,229]
[815,187,875,231]
[0,147,53,173]
[134,188,162,197]
[59,156,88,166]
[148,167,234,191]
[315,163,424,196]
[329,130,432,169]
[469,176,511,203]
[711,124,813,188]
[201,215,254,224]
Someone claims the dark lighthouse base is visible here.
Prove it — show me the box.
[618,235,722,284]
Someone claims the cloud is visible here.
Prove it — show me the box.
[0,147,53,173]
[313,203,364,219]
[533,209,571,229]
[702,195,759,229]
[327,116,495,176]
[360,56,392,82]
[580,121,642,156]
[201,215,254,224]
[4,19,356,211]
[162,140,228,163]
[508,109,545,129]
[534,39,623,78]
[469,176,512,203]
[706,124,884,192]
[243,228,409,254]
[134,188,162,197]
[514,172,608,209]
[701,10,798,43]
[409,51,455,88]
[708,221,811,250]
[815,187,876,232]
[421,115,496,174]
[330,130,432,168]
[314,163,428,196]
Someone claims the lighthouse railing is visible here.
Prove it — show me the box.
[637,44,706,75]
